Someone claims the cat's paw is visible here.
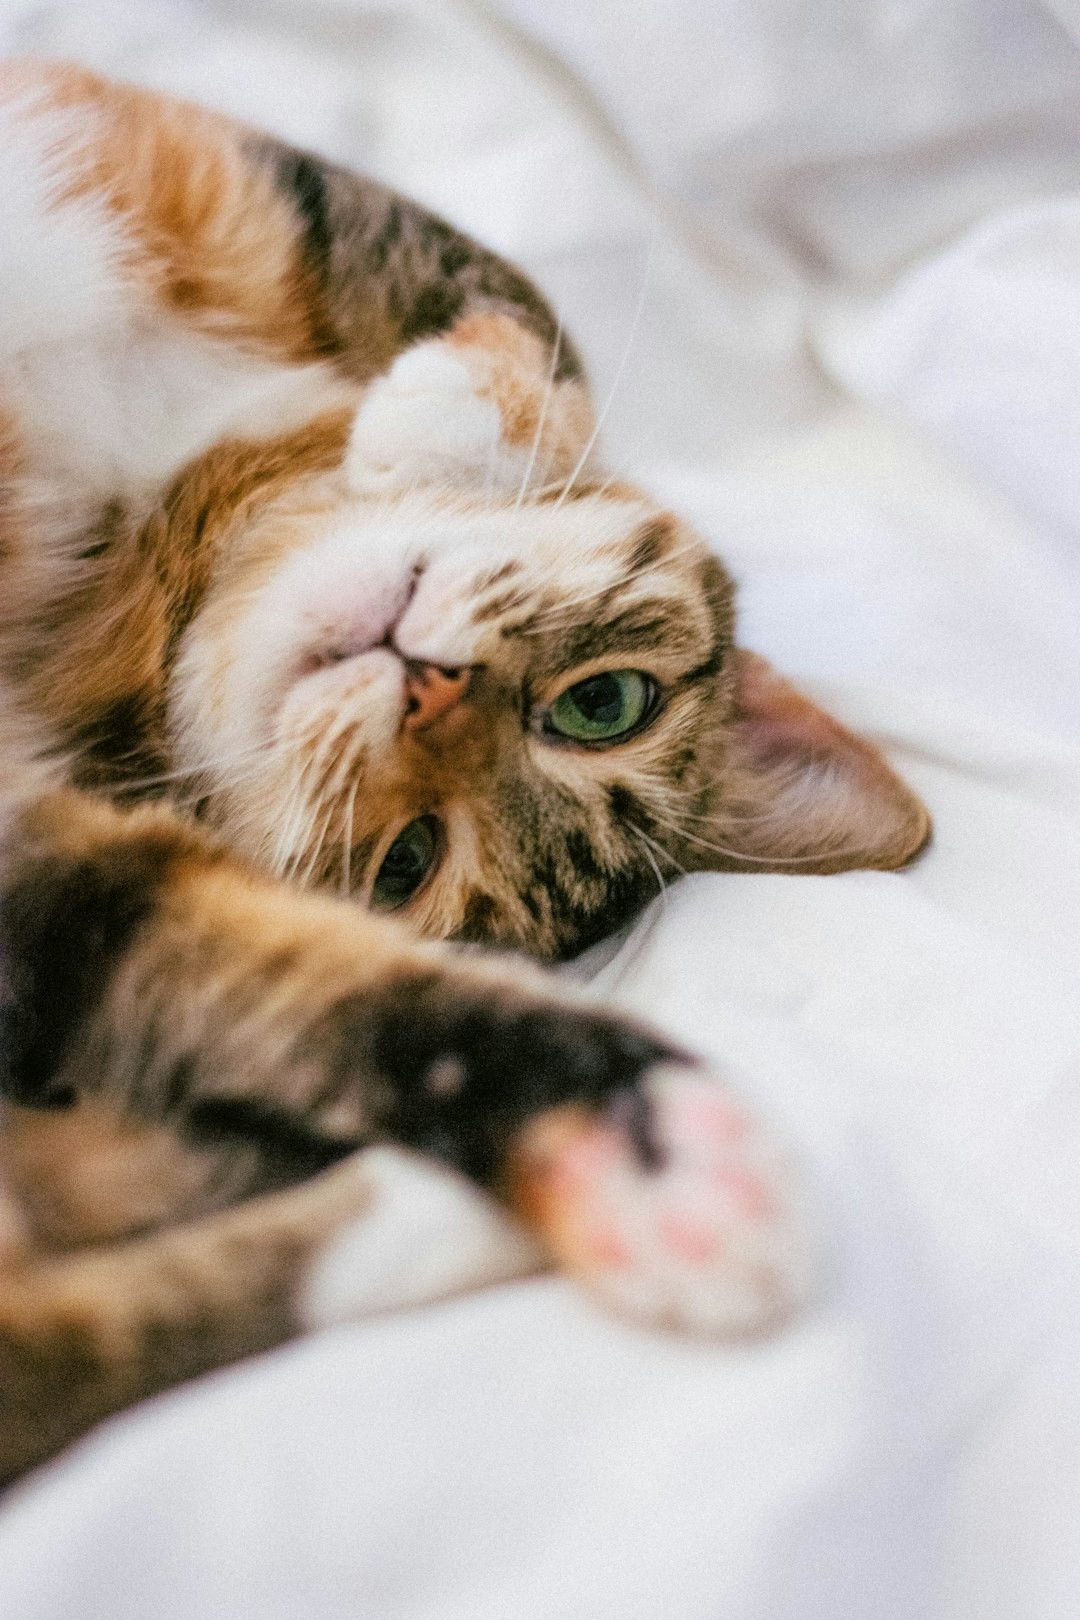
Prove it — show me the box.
[509,1063,814,1338]
[345,316,594,497]
[346,341,507,493]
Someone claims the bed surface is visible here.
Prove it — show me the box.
[0,2,1077,1615]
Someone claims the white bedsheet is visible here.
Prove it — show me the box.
[0,2,1077,1615]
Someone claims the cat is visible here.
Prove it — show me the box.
[0,61,929,1484]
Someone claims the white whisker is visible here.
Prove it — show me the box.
[627,821,670,911]
[627,818,685,876]
[340,774,360,897]
[642,802,866,868]
[296,794,338,888]
[551,226,658,511]
[113,744,269,795]
[271,748,322,876]
[514,305,564,511]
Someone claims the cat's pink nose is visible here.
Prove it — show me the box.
[403,661,471,731]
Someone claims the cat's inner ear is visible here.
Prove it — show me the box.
[345,314,597,498]
[707,650,930,873]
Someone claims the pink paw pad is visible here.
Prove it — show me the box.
[511,1065,813,1338]
[656,1209,722,1265]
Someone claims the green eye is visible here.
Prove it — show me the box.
[371,816,440,910]
[544,670,656,744]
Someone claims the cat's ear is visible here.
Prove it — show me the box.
[345,315,596,499]
[702,650,930,873]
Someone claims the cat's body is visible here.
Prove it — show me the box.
[0,63,928,1484]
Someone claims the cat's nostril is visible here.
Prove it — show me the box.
[402,661,472,731]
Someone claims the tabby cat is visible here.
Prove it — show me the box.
[0,62,929,1484]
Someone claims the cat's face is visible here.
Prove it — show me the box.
[172,481,735,957]
[168,325,929,959]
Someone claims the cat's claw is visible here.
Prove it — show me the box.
[510,1064,815,1338]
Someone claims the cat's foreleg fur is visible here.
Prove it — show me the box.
[0,1156,383,1485]
[0,788,813,1481]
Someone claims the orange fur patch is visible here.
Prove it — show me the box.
[447,311,595,472]
[0,1101,220,1247]
[2,60,329,361]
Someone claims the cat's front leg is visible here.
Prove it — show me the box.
[296,975,815,1341]
[0,1157,381,1485]
[1,791,812,1342]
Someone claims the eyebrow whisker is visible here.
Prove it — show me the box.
[551,226,657,511]
[514,304,564,512]
[626,820,674,912]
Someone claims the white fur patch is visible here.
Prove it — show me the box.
[300,1147,544,1329]
[0,98,128,363]
[0,93,351,500]
[346,342,530,495]
[11,323,350,499]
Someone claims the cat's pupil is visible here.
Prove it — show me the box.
[574,675,623,725]
[371,816,439,910]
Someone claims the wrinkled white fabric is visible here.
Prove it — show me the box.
[0,2,1077,1616]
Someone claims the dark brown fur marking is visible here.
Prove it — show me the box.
[0,827,185,1106]
[627,517,674,575]
[363,976,675,1185]
[258,134,584,381]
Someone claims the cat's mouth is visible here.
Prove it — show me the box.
[292,641,396,683]
[291,643,476,746]
[291,586,420,686]
[284,559,485,739]
[278,634,484,789]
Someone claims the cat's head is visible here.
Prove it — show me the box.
[168,316,929,959]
